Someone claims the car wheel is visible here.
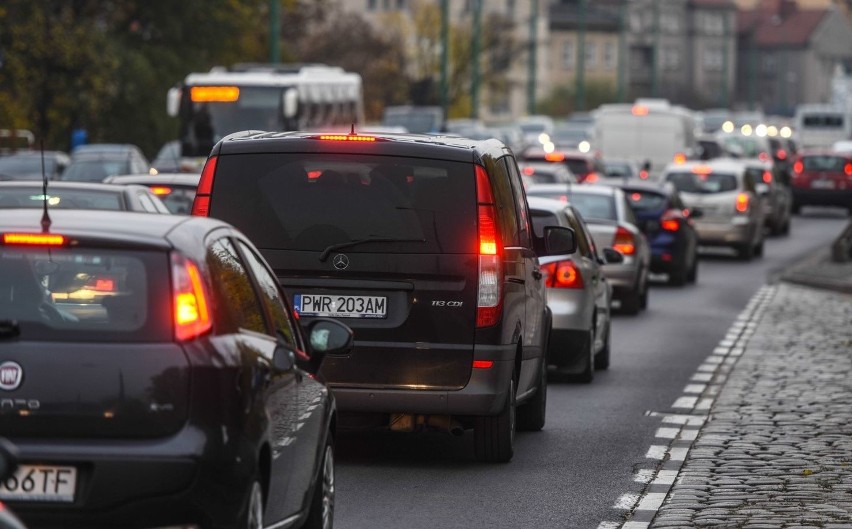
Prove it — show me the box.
[736,242,754,261]
[304,439,335,529]
[475,375,515,463]
[686,254,698,284]
[235,478,264,529]
[576,328,595,383]
[594,320,611,370]
[517,357,547,432]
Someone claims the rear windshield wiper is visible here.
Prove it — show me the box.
[319,237,426,262]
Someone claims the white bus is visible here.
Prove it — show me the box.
[167,63,364,163]
[794,104,851,149]
[593,99,699,177]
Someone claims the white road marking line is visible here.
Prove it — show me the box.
[697,364,716,372]
[646,445,668,460]
[672,396,697,408]
[636,492,667,511]
[712,346,730,355]
[596,522,621,529]
[613,492,640,510]
[669,447,689,461]
[719,339,735,347]
[653,470,679,485]
[691,372,713,382]
[684,383,706,393]
[704,355,723,364]
[623,522,650,529]
[655,427,680,439]
[661,414,705,426]
[695,398,714,410]
[634,469,655,484]
[679,429,699,441]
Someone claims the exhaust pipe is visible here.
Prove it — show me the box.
[426,415,465,436]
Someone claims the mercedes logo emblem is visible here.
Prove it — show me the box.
[332,253,350,271]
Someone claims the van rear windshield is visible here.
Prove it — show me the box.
[0,247,170,341]
[210,153,477,254]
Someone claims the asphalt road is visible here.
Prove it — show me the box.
[333,207,850,529]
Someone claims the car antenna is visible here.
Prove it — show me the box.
[349,123,356,136]
[39,139,52,233]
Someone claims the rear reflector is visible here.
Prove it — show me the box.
[472,360,494,369]
[2,233,66,246]
[192,155,218,217]
[612,227,635,256]
[172,253,212,342]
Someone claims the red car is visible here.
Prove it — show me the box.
[791,150,852,214]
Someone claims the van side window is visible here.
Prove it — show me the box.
[205,237,267,335]
[487,157,520,247]
[504,157,533,248]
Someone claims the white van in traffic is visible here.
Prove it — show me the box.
[794,104,851,149]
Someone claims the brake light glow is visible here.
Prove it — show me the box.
[475,165,503,327]
[612,227,635,255]
[544,152,565,162]
[584,172,600,183]
[762,171,772,184]
[542,260,584,289]
[2,233,66,246]
[631,192,642,201]
[639,170,649,179]
[191,155,217,217]
[473,360,494,369]
[190,86,239,102]
[776,149,787,160]
[319,134,376,142]
[793,160,804,174]
[845,163,852,176]
[522,166,535,176]
[150,186,172,196]
[172,253,211,341]
[661,219,679,231]
[735,193,750,213]
[758,152,770,162]
[631,105,649,116]
[692,165,713,175]
[673,153,687,164]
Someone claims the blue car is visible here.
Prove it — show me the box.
[621,181,700,286]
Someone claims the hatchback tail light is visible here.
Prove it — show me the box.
[191,155,218,217]
[475,165,503,328]
[541,260,584,289]
[612,226,635,255]
[660,209,683,232]
[793,160,804,174]
[762,171,772,184]
[172,253,212,341]
[845,163,852,177]
[735,193,750,213]
[775,149,787,161]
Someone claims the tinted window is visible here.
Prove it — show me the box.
[211,153,477,254]
[206,238,267,335]
[564,159,591,176]
[625,190,667,211]
[0,155,59,179]
[61,159,131,182]
[155,186,197,215]
[565,191,617,221]
[530,210,560,238]
[664,172,705,193]
[563,208,593,258]
[237,240,298,348]
[489,158,520,247]
[604,162,635,178]
[802,156,847,172]
[0,247,169,341]
[0,187,123,210]
[697,172,738,193]
[504,157,532,248]
[802,114,844,127]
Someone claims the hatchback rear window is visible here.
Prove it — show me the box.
[664,172,706,194]
[0,188,123,210]
[567,191,617,221]
[697,172,738,193]
[626,190,667,211]
[529,210,560,238]
[210,153,477,254]
[802,156,847,172]
[0,247,170,341]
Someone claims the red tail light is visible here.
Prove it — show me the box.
[584,172,600,183]
[522,166,535,176]
[762,171,772,184]
[475,165,503,327]
[541,260,584,289]
[191,155,218,217]
[793,160,804,174]
[612,226,635,256]
[639,170,649,179]
[735,193,750,213]
[172,253,212,341]
[776,149,787,160]
[660,209,683,232]
[758,152,769,162]
[673,153,687,164]
[472,360,494,369]
[150,186,172,196]
[2,233,66,246]
[845,163,852,176]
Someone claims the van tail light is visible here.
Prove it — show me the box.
[660,209,683,232]
[845,163,852,177]
[612,226,636,256]
[191,155,218,217]
[735,193,750,213]
[475,165,503,328]
[172,253,212,342]
[793,160,803,174]
[541,260,584,289]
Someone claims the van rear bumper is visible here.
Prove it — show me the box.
[332,349,515,417]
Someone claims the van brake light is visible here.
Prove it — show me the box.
[475,165,503,327]
[2,233,66,246]
[318,135,376,142]
[191,155,218,217]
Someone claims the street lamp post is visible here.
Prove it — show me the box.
[471,0,482,119]
[527,0,539,115]
[269,0,280,63]
[576,0,587,112]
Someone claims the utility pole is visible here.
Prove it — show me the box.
[720,9,729,109]
[617,0,627,103]
[576,0,587,112]
[471,0,482,119]
[269,0,280,63]
[527,0,539,115]
[651,0,661,97]
[440,0,449,119]
[747,38,756,110]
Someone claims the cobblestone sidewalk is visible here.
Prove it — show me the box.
[651,283,852,529]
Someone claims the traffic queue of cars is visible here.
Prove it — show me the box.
[0,123,845,529]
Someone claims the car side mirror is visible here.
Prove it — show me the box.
[272,342,296,373]
[542,226,577,256]
[302,319,354,372]
[167,87,181,118]
[602,247,624,264]
[0,438,19,482]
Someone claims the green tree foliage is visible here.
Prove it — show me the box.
[538,79,618,118]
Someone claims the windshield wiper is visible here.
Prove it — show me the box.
[318,237,427,262]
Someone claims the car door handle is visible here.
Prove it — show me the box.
[532,269,543,280]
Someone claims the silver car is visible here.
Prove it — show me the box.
[528,197,621,381]
[526,184,651,315]
[740,158,792,236]
[661,159,766,260]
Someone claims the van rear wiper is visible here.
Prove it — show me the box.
[319,237,426,262]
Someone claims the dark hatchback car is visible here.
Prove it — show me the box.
[0,209,351,529]
[0,181,170,214]
[194,130,576,462]
[621,181,700,285]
